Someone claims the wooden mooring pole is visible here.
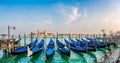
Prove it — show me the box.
[18,34,21,47]
[68,33,71,48]
[69,33,71,40]
[56,32,58,41]
[79,34,80,40]
[8,26,10,38]
[24,34,26,46]
[61,34,63,42]
[12,35,15,50]
[53,34,56,47]
[93,34,97,50]
[31,32,33,42]
[56,32,58,48]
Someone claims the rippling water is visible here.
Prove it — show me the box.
[0,36,120,63]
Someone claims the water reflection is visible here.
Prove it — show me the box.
[30,51,42,63]
[70,50,87,63]
[56,49,69,63]
[14,53,26,63]
[86,51,97,63]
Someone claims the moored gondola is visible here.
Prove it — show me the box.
[75,39,96,51]
[56,40,70,56]
[31,39,44,55]
[45,39,55,59]
[64,39,86,52]
[87,38,106,48]
[11,39,38,55]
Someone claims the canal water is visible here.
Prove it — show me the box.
[0,36,120,63]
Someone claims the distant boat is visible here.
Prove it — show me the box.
[64,39,86,52]
[14,39,21,44]
[87,38,106,48]
[11,39,38,55]
[96,38,111,47]
[45,39,55,59]
[76,39,96,51]
[56,40,70,56]
[1,39,21,45]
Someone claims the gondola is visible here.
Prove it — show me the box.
[31,39,44,54]
[14,39,21,44]
[87,38,106,48]
[11,39,38,55]
[96,37,111,47]
[45,39,55,59]
[56,40,70,56]
[64,39,86,52]
[2,39,21,45]
[74,39,96,51]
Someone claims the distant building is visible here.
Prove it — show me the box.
[37,29,54,36]
[0,34,8,39]
[47,33,54,36]
[27,32,36,36]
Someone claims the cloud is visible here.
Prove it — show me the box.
[56,3,85,24]
[67,7,81,24]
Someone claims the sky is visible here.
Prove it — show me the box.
[0,0,120,34]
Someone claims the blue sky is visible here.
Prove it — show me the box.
[0,0,120,34]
